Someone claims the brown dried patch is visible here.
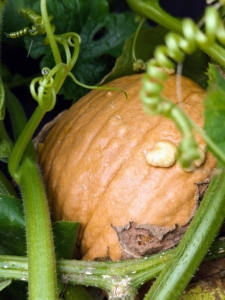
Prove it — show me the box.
[112,179,212,260]
[112,221,187,259]
[196,178,211,201]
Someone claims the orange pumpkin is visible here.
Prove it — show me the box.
[38,74,216,261]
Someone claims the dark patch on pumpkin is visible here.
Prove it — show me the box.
[112,221,188,259]
[83,180,211,264]
[112,180,211,260]
[196,178,210,201]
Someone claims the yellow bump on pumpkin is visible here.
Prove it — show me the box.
[145,141,177,168]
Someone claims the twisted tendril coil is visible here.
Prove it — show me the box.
[30,67,56,112]
[6,8,55,38]
[141,6,225,169]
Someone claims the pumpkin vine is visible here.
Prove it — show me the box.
[2,1,225,299]
[140,5,225,169]
[125,0,225,299]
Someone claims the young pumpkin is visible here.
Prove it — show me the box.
[38,74,216,261]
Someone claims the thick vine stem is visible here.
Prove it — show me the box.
[144,171,225,300]
[8,105,46,181]
[126,0,225,66]
[19,158,58,300]
[8,69,56,181]
[1,236,225,297]
[40,0,61,64]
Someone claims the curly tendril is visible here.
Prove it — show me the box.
[30,67,57,111]
[141,6,225,169]
[132,18,146,71]
[5,8,55,38]
[44,32,81,69]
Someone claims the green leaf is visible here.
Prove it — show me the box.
[64,285,95,300]
[0,281,28,300]
[0,136,12,162]
[204,64,225,164]
[3,0,138,100]
[0,170,18,197]
[180,281,225,299]
[0,279,11,292]
[53,220,80,260]
[80,10,137,59]
[2,0,28,47]
[182,50,209,89]
[0,194,80,258]
[4,88,27,141]
[102,26,168,83]
[0,244,15,255]
[102,25,209,86]
[0,194,26,256]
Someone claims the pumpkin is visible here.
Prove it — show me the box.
[38,74,216,261]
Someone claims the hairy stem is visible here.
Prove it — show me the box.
[19,158,58,300]
[1,237,225,294]
[8,106,44,181]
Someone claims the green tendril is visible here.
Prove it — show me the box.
[140,5,225,168]
[68,72,128,99]
[132,17,146,71]
[5,8,55,39]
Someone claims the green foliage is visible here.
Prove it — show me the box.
[103,24,209,88]
[0,194,79,257]
[45,0,138,100]
[103,26,169,83]
[3,0,138,100]
[0,195,25,256]
[0,280,11,292]
[63,285,95,300]
[0,281,28,300]
[204,64,225,163]
[53,221,80,260]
